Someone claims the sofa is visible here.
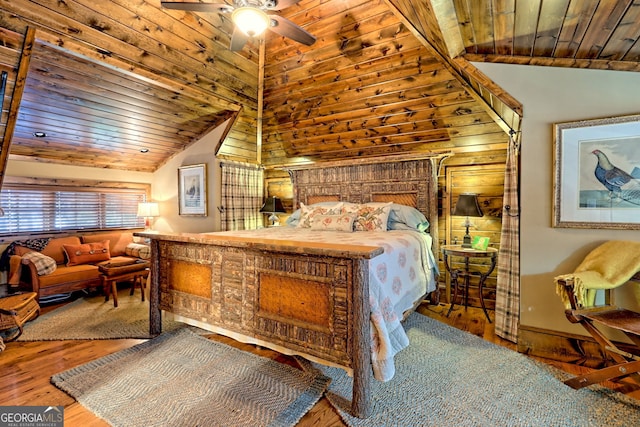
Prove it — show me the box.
[8,231,150,301]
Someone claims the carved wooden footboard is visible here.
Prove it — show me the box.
[143,232,382,418]
[142,154,441,418]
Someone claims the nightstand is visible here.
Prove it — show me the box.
[441,245,498,323]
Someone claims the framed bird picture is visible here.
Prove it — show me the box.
[553,113,640,229]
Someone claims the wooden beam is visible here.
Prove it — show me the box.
[214,109,243,156]
[429,0,466,58]
[257,39,265,165]
[0,26,35,190]
[463,53,640,73]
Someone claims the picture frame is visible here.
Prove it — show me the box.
[178,164,207,216]
[553,114,640,229]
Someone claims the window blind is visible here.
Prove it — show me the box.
[0,186,146,236]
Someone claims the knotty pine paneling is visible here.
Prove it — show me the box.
[261,0,507,167]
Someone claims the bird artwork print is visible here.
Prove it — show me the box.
[591,149,640,206]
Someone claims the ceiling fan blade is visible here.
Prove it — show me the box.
[263,0,301,11]
[230,27,249,51]
[269,15,316,46]
[161,2,233,13]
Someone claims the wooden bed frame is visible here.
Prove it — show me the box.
[141,155,438,418]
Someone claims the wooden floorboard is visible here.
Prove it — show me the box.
[1,299,639,426]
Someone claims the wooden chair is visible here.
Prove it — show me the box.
[557,273,640,389]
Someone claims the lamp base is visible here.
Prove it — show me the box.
[143,218,154,232]
[461,222,472,248]
[268,213,280,226]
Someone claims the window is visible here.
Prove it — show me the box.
[0,185,146,236]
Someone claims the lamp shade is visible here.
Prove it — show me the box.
[232,7,270,37]
[453,194,483,217]
[137,202,159,218]
[260,196,285,214]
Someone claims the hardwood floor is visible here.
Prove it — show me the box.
[1,299,639,426]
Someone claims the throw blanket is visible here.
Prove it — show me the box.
[0,238,50,270]
[555,240,640,308]
[1,238,51,285]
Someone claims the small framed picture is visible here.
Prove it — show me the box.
[471,236,490,251]
[178,164,207,216]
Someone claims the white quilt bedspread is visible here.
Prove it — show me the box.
[208,227,438,381]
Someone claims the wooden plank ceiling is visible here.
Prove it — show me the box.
[0,0,639,172]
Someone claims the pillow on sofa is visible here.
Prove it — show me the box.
[63,240,111,266]
[16,236,81,265]
[125,243,151,260]
[21,251,57,275]
[82,232,133,257]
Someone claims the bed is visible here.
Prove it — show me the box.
[141,155,440,418]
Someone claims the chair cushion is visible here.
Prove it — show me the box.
[37,264,101,287]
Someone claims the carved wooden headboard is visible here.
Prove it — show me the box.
[286,155,439,251]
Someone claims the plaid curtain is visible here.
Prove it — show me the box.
[494,133,520,343]
[220,161,263,231]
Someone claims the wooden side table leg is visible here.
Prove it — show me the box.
[478,275,491,323]
[446,270,460,317]
[102,275,109,302]
[111,280,118,308]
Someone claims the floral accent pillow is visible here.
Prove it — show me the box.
[296,202,343,228]
[344,202,393,231]
[310,213,356,232]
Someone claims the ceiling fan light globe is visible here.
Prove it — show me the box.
[232,7,270,37]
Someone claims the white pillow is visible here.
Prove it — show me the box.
[296,202,343,228]
[310,213,356,232]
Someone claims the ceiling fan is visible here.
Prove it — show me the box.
[161,1,316,51]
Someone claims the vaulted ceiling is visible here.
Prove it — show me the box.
[0,0,638,176]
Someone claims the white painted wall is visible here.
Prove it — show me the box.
[150,122,228,234]
[474,63,640,335]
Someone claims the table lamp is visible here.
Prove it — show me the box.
[260,196,285,226]
[137,202,159,231]
[453,193,483,248]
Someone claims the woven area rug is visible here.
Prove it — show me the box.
[52,328,330,427]
[299,312,640,427]
[16,290,198,340]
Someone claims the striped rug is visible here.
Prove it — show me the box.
[299,312,640,427]
[52,328,330,427]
